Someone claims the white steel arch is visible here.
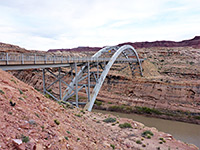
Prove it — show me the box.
[84,45,143,111]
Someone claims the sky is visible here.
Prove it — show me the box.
[0,0,200,50]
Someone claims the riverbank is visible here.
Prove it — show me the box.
[93,101,200,125]
[94,109,200,149]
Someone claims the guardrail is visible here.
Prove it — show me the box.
[0,52,143,66]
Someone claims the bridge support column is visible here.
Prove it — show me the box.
[42,69,46,95]
[59,67,62,100]
[87,62,90,102]
[75,62,79,107]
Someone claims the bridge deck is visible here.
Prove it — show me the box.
[0,52,144,70]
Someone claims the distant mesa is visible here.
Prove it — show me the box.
[119,36,200,49]
[48,46,101,53]
[0,36,200,53]
[48,36,200,52]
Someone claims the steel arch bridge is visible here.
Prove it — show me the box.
[61,45,143,111]
[0,45,144,111]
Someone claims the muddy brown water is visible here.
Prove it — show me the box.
[94,109,200,148]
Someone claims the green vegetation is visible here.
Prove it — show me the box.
[21,135,29,143]
[35,113,40,118]
[80,110,85,114]
[11,78,17,84]
[66,131,71,134]
[141,130,154,139]
[45,94,51,98]
[0,89,5,94]
[147,135,151,139]
[119,123,133,128]
[8,111,12,115]
[18,97,24,101]
[23,95,27,99]
[194,116,200,120]
[136,140,142,144]
[41,126,44,131]
[108,102,113,104]
[75,114,82,117]
[103,117,116,123]
[18,89,23,95]
[65,136,68,140]
[94,100,102,106]
[142,130,154,136]
[142,144,146,147]
[189,61,194,65]
[135,106,162,115]
[54,119,60,125]
[108,105,133,113]
[77,138,80,141]
[110,144,115,149]
[159,138,164,141]
[159,137,166,143]
[35,88,40,92]
[47,89,52,92]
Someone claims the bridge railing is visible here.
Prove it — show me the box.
[0,52,143,65]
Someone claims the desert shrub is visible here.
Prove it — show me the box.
[108,105,125,111]
[75,114,82,117]
[35,113,40,118]
[80,110,85,114]
[45,94,50,98]
[189,61,194,65]
[21,135,29,143]
[142,130,154,138]
[35,88,40,91]
[54,119,60,125]
[194,116,200,120]
[119,123,132,128]
[142,144,146,147]
[94,100,102,106]
[135,106,162,115]
[159,138,164,141]
[8,112,12,115]
[18,89,23,94]
[66,131,71,134]
[11,78,17,84]
[18,97,24,101]
[110,144,115,149]
[108,105,133,113]
[0,89,5,94]
[103,117,116,123]
[136,140,142,144]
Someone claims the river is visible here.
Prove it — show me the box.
[94,109,200,149]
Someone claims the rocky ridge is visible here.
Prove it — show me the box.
[48,36,200,52]
[0,42,29,53]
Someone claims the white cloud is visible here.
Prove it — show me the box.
[0,0,200,50]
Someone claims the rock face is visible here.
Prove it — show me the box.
[10,46,200,124]
[1,69,197,150]
[0,42,29,53]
